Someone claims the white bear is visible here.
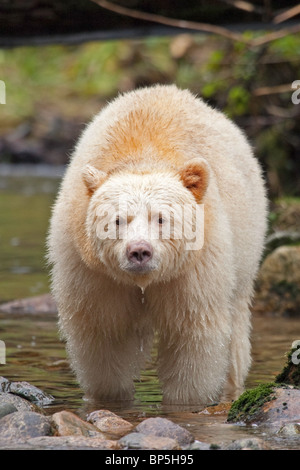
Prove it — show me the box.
[47,85,267,404]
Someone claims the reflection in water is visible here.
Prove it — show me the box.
[0,167,300,449]
[1,312,299,448]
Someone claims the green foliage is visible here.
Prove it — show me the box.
[0,32,299,196]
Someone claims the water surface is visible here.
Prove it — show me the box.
[0,165,299,449]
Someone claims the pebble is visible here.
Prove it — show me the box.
[118,432,180,450]
[87,409,133,437]
[0,392,38,412]
[0,293,57,315]
[0,403,18,419]
[0,410,52,440]
[225,438,272,450]
[135,417,194,447]
[0,436,120,450]
[0,376,54,406]
[278,422,300,436]
[52,410,106,438]
[1,375,300,450]
[256,387,300,430]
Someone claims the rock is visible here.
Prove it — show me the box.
[253,245,300,316]
[0,411,52,439]
[118,432,180,450]
[227,382,277,423]
[8,380,54,406]
[257,387,300,428]
[228,383,300,430]
[1,377,54,406]
[28,435,119,450]
[87,409,133,437]
[0,377,10,391]
[225,438,271,450]
[270,199,300,232]
[51,410,105,438]
[135,417,194,447]
[0,293,57,315]
[189,440,212,450]
[278,422,300,436]
[0,403,17,418]
[0,392,38,412]
[0,436,119,450]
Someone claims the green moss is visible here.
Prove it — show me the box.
[227,383,277,423]
[275,343,300,387]
[209,443,221,450]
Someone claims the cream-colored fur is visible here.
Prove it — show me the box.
[47,85,268,405]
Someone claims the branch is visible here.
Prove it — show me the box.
[91,0,300,48]
[253,83,293,96]
[251,22,300,46]
[91,0,249,44]
[273,4,300,24]
[219,0,264,14]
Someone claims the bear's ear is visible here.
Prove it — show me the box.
[82,164,107,195]
[179,158,209,202]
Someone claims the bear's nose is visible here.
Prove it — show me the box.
[126,241,153,265]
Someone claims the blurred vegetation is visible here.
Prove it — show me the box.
[0,32,300,198]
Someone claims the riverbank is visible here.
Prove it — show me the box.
[1,375,299,450]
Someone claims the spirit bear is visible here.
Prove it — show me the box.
[47,85,267,404]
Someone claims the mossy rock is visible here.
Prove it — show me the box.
[228,342,300,424]
[227,383,277,423]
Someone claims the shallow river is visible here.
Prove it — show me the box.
[0,165,299,449]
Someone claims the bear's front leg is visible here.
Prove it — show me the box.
[61,313,153,402]
[156,316,231,405]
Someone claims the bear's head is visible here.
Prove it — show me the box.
[82,159,209,288]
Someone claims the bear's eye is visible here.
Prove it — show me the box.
[158,216,165,225]
[115,216,122,226]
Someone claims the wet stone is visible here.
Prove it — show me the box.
[228,384,300,431]
[135,417,194,447]
[0,436,119,450]
[118,432,180,450]
[0,392,38,412]
[0,411,52,440]
[0,377,10,392]
[188,440,212,450]
[0,402,17,418]
[225,438,271,450]
[0,376,54,406]
[26,435,119,450]
[51,410,106,438]
[87,409,133,437]
[8,380,54,406]
[278,422,300,436]
[257,387,300,428]
[0,293,57,315]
